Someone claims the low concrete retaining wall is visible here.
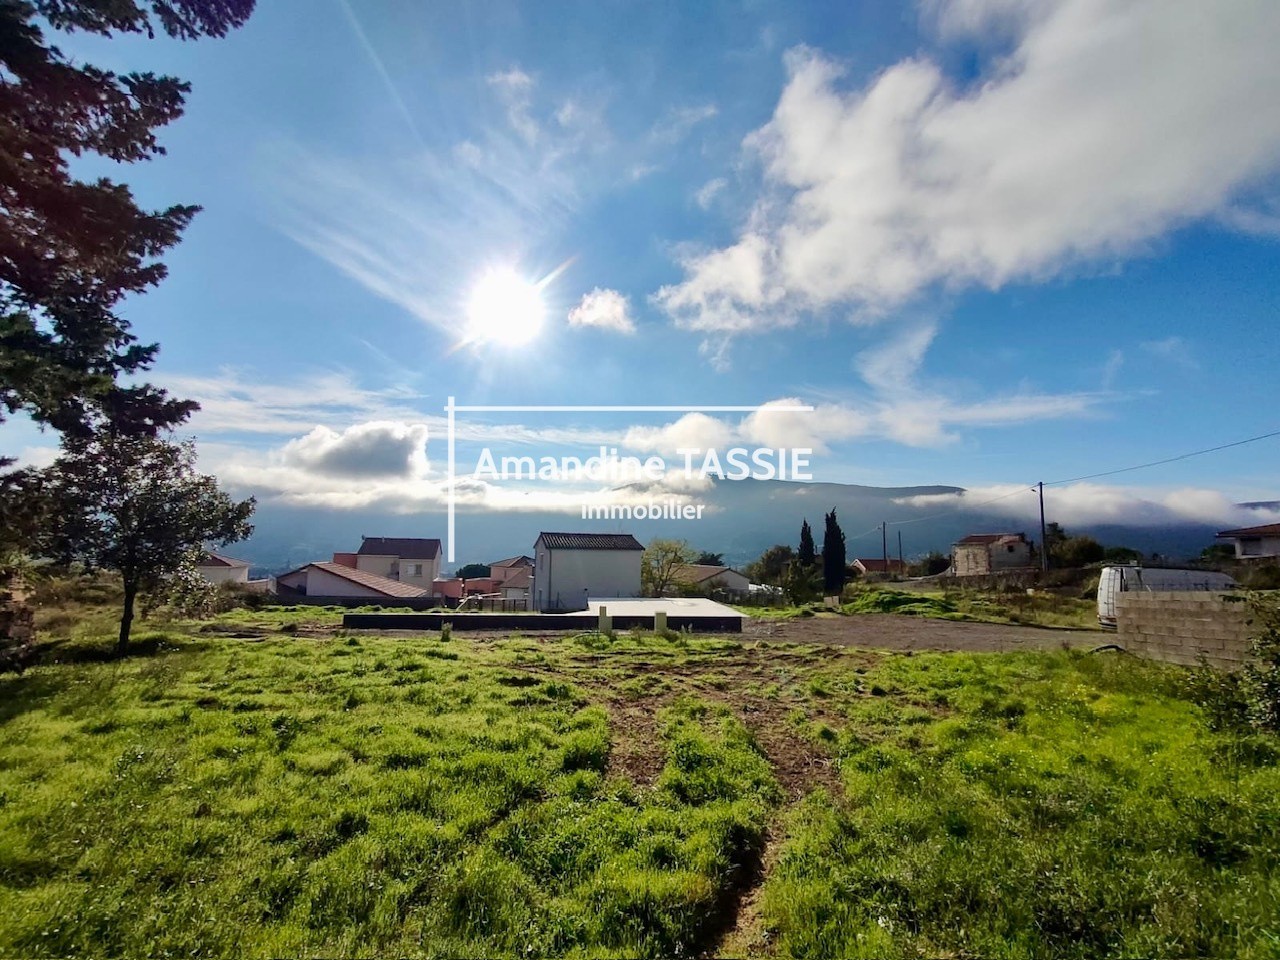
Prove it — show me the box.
[1115,591,1253,670]
[342,612,744,634]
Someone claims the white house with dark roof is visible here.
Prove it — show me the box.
[534,532,644,612]
[352,537,441,590]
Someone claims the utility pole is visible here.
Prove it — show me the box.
[898,530,903,574]
[882,521,888,570]
[1038,481,1049,572]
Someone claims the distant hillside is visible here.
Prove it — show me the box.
[234,477,1248,574]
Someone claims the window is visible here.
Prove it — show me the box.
[407,563,423,576]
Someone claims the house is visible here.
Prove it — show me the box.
[952,533,1033,576]
[1216,522,1280,560]
[534,532,644,612]
[851,558,906,577]
[671,563,750,596]
[499,566,532,605]
[276,562,429,600]
[340,537,442,590]
[490,555,533,583]
[197,551,251,586]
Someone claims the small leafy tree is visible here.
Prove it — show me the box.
[783,560,820,605]
[798,520,816,568]
[821,508,846,598]
[911,551,951,577]
[744,544,793,585]
[1242,593,1280,733]
[642,539,694,597]
[45,432,254,652]
[454,563,489,579]
[1104,545,1143,564]
[694,550,724,566]
[1054,535,1105,568]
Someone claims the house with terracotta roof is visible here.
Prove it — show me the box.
[671,563,750,596]
[851,557,907,577]
[197,551,251,586]
[275,561,430,600]
[952,533,1033,576]
[533,532,644,612]
[489,555,533,583]
[1216,522,1280,560]
[499,566,533,605]
[336,537,442,591]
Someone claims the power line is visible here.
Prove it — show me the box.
[1045,428,1280,486]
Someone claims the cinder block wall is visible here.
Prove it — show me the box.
[1115,591,1253,670]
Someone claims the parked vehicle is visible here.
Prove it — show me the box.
[1096,565,1237,627]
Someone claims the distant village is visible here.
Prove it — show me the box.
[198,521,1280,613]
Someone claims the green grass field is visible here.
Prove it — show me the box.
[1,610,1277,957]
[739,586,1101,630]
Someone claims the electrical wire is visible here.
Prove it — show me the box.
[862,427,1280,534]
[1044,428,1280,486]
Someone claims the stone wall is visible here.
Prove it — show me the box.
[1115,591,1253,670]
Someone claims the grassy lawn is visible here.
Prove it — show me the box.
[739,586,1101,630]
[1,611,1276,957]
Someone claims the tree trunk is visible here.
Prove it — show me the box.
[118,579,137,655]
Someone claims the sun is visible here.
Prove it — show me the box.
[464,266,546,346]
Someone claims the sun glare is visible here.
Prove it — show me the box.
[465,267,545,346]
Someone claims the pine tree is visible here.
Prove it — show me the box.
[0,0,255,440]
[822,508,847,598]
[798,519,816,567]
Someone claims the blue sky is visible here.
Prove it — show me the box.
[7,0,1280,556]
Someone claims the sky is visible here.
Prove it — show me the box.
[5,0,1280,563]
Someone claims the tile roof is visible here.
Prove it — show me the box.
[357,537,441,559]
[956,533,1025,545]
[854,558,906,573]
[305,561,429,598]
[199,551,250,568]
[502,567,532,589]
[491,555,533,568]
[674,563,740,583]
[536,532,645,551]
[1218,522,1280,537]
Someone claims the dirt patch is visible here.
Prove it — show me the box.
[709,829,785,959]
[605,702,664,785]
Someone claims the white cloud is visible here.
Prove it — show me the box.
[652,103,719,144]
[280,421,430,479]
[568,288,637,333]
[623,413,736,455]
[695,177,728,210]
[1140,336,1199,369]
[893,482,1280,530]
[165,370,427,436]
[657,0,1280,332]
[487,67,539,144]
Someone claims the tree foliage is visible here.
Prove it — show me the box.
[694,550,724,566]
[44,432,254,651]
[797,520,816,568]
[454,563,489,580]
[821,508,846,597]
[744,544,793,585]
[641,538,694,597]
[0,0,254,439]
